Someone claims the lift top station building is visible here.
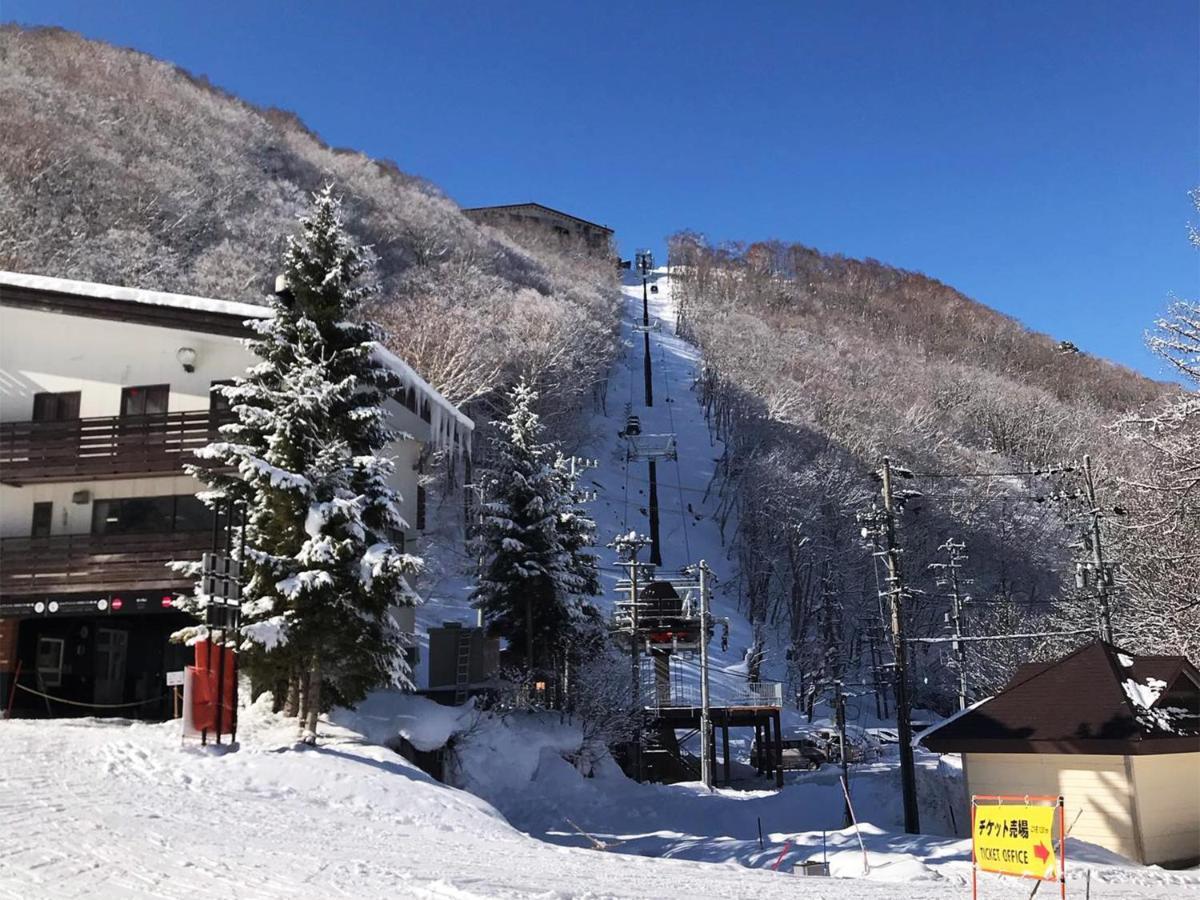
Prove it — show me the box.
[0,270,473,719]
[462,203,614,256]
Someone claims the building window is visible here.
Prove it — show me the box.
[32,391,81,422]
[416,485,427,531]
[35,637,64,688]
[120,384,169,417]
[31,502,53,538]
[92,495,213,536]
[209,380,234,415]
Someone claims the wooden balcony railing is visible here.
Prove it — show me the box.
[0,531,210,598]
[0,411,229,485]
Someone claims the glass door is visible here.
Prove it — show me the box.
[93,628,128,706]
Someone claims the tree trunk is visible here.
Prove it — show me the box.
[297,666,309,725]
[301,656,321,744]
[525,595,535,676]
[283,670,300,718]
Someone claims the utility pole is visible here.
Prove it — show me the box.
[835,681,851,827]
[630,551,642,781]
[879,456,920,834]
[698,560,714,791]
[1082,454,1114,643]
[930,539,970,711]
[610,532,650,782]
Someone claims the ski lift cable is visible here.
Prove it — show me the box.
[659,328,693,561]
[621,301,638,533]
[623,472,711,494]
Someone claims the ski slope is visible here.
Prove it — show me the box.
[413,268,766,701]
[582,270,765,692]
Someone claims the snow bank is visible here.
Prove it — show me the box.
[329,689,476,752]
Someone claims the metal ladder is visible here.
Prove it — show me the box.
[453,633,471,705]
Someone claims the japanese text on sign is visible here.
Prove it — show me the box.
[972,797,1060,881]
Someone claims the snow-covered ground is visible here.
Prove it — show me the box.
[3,707,1197,899]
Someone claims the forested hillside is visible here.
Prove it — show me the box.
[667,234,1194,706]
[0,25,618,430]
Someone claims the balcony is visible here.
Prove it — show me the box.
[0,531,209,601]
[0,411,228,485]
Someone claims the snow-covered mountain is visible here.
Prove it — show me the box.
[2,24,1178,712]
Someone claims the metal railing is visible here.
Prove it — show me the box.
[0,410,229,485]
[639,661,783,710]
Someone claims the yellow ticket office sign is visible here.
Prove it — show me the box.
[971,795,1065,898]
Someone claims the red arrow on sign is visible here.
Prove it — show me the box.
[1034,842,1050,864]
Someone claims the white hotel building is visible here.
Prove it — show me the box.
[0,271,472,718]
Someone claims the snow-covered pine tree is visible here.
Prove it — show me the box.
[185,186,421,742]
[471,380,600,684]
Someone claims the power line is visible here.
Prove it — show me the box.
[909,467,1075,480]
[907,629,1094,644]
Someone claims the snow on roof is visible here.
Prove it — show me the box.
[921,641,1200,754]
[374,344,474,453]
[1,270,472,451]
[914,696,993,750]
[0,269,271,320]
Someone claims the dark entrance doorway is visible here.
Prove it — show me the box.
[10,610,191,719]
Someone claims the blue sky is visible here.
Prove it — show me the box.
[6,1,1198,378]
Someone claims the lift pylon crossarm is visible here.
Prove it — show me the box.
[625,433,678,462]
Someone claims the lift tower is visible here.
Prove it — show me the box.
[623,426,676,567]
[635,249,654,407]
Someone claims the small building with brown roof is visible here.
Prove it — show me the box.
[921,640,1199,867]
